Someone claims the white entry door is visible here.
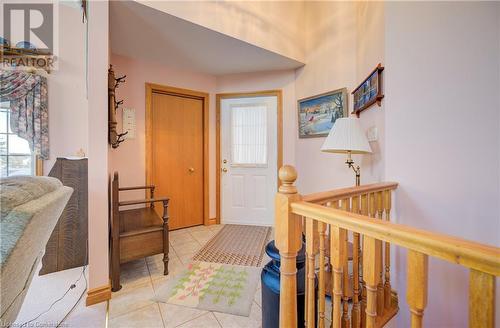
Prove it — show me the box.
[220,95,278,226]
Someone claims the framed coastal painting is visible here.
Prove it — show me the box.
[352,63,384,116]
[298,88,348,138]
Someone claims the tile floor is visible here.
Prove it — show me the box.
[15,224,396,328]
[109,224,268,328]
[14,224,266,328]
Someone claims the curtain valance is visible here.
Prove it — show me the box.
[0,70,49,160]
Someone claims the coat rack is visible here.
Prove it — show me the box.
[108,65,127,148]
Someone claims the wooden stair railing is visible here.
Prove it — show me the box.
[275,165,499,328]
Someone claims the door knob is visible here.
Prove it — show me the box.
[188,167,195,173]
[222,168,227,173]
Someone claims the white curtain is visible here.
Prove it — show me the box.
[231,105,267,165]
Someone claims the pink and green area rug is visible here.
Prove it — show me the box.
[154,262,260,316]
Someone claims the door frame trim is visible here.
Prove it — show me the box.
[216,90,283,225]
[145,83,210,226]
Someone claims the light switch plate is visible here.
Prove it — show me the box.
[122,108,136,139]
[367,126,378,142]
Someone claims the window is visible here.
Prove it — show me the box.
[0,102,35,177]
[231,104,267,166]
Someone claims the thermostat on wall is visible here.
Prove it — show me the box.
[366,126,378,142]
[122,108,136,139]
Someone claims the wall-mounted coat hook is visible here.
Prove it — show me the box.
[114,75,126,89]
[109,65,128,149]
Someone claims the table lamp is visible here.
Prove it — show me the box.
[321,117,372,186]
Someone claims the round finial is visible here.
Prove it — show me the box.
[279,165,297,194]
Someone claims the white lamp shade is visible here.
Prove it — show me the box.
[321,117,372,154]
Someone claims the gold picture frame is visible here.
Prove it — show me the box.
[298,88,348,138]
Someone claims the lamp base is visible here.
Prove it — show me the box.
[346,151,361,186]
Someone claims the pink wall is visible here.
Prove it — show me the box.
[294,0,387,193]
[355,2,385,183]
[87,0,109,290]
[45,3,88,173]
[385,2,500,326]
[44,1,110,291]
[109,54,217,217]
[295,2,370,193]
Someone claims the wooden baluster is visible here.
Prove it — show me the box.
[330,224,345,328]
[363,236,379,328]
[383,189,392,310]
[328,201,338,326]
[469,269,496,328]
[367,193,375,218]
[351,195,361,328]
[360,194,368,327]
[304,215,308,326]
[340,198,350,328]
[318,221,327,328]
[325,201,334,327]
[407,250,428,328]
[304,216,308,326]
[375,192,385,315]
[305,217,316,328]
[275,166,302,328]
[369,193,384,316]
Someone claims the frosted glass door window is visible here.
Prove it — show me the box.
[231,105,267,165]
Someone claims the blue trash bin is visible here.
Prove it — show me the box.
[261,240,316,328]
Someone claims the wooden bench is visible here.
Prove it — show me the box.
[110,172,170,292]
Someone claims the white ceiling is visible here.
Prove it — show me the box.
[110,1,305,76]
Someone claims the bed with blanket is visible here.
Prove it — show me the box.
[0,176,73,327]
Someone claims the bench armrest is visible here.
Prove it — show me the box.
[118,197,169,207]
[119,185,155,191]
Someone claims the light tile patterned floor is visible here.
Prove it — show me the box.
[17,224,393,328]
[12,225,396,328]
[109,224,268,328]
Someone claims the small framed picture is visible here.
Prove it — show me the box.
[352,63,384,116]
[298,88,348,138]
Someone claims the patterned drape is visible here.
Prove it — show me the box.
[0,70,49,159]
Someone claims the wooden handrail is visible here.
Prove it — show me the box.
[277,166,497,327]
[291,201,500,276]
[302,182,399,204]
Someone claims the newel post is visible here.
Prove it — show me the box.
[275,165,302,328]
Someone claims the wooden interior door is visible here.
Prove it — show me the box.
[151,92,204,230]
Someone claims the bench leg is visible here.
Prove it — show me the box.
[163,231,169,275]
[163,253,169,275]
[163,225,169,275]
[111,238,122,292]
[162,199,170,275]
